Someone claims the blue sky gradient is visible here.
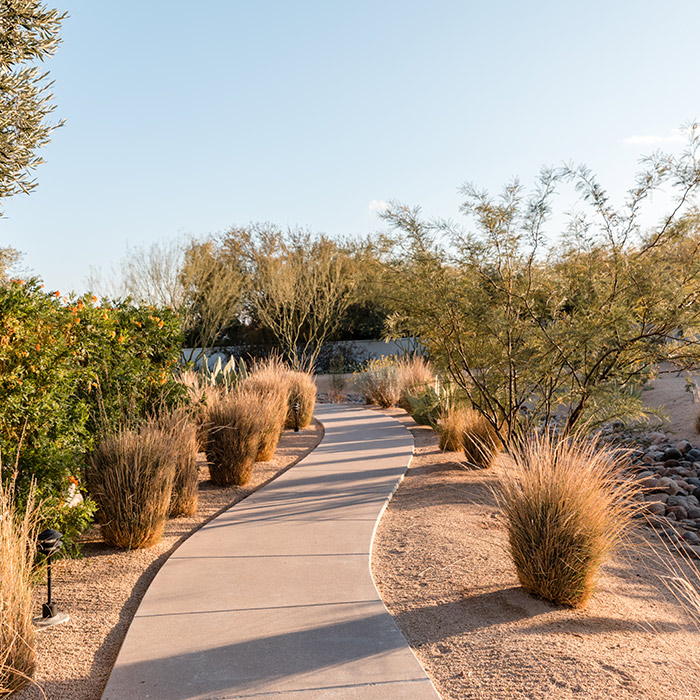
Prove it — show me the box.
[3,0,699,292]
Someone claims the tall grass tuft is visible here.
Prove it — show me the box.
[396,356,434,410]
[497,433,639,608]
[86,423,176,549]
[460,409,501,468]
[354,357,403,407]
[158,410,200,518]
[438,405,470,451]
[204,390,264,486]
[284,370,316,428]
[242,384,287,462]
[0,480,38,696]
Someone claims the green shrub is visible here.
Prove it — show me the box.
[86,423,176,549]
[497,433,639,608]
[0,479,38,695]
[0,280,184,551]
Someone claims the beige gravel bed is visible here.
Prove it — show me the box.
[15,421,323,700]
[371,408,700,700]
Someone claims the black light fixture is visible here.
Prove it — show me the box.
[33,528,70,629]
[292,400,301,432]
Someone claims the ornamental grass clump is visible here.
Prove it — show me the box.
[497,433,639,608]
[461,409,501,468]
[240,384,287,462]
[86,423,176,549]
[204,390,265,486]
[354,357,403,408]
[438,405,472,451]
[158,410,200,518]
[0,480,38,696]
[284,370,316,428]
[396,356,434,410]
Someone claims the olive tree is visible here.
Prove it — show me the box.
[379,125,700,441]
[0,0,66,212]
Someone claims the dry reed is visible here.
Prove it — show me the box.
[497,433,640,608]
[438,406,471,451]
[0,480,38,696]
[86,423,176,549]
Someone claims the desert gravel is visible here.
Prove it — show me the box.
[372,407,700,700]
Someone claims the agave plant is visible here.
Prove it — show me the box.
[199,355,247,392]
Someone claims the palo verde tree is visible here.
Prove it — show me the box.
[379,124,700,442]
[0,0,66,213]
[227,224,357,370]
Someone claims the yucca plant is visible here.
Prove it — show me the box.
[86,423,176,549]
[497,433,640,608]
[0,479,38,696]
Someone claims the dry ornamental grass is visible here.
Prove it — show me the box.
[204,390,264,486]
[497,433,641,608]
[86,424,176,550]
[157,410,200,518]
[284,371,316,428]
[0,480,38,697]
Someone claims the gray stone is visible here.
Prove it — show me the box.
[666,505,688,520]
[646,493,669,504]
[664,448,683,461]
[688,448,700,461]
[645,502,666,516]
[688,507,700,519]
[675,440,693,454]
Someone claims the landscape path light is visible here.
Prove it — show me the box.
[292,400,300,432]
[33,528,70,629]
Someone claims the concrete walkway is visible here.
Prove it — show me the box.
[101,404,441,700]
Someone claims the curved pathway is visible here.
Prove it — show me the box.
[101,404,440,700]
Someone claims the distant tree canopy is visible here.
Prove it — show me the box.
[0,0,66,213]
[97,227,393,368]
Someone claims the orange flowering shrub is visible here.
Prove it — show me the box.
[0,280,184,551]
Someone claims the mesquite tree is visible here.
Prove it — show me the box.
[379,124,700,441]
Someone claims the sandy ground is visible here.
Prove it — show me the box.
[371,406,700,700]
[15,421,323,700]
[642,364,700,442]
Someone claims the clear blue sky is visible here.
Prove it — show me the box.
[3,0,699,293]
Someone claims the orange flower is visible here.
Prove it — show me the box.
[92,295,98,303]
[157,320,164,328]
[76,299,84,311]
[54,291,60,297]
